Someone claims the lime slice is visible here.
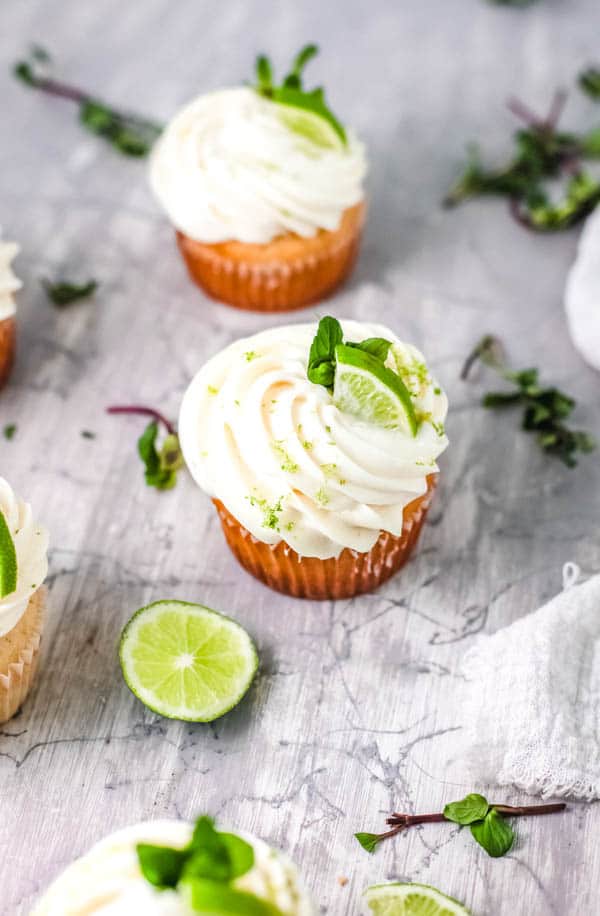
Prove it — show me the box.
[0,511,17,598]
[333,344,418,435]
[181,878,284,916]
[277,105,343,150]
[364,882,471,916]
[119,601,258,722]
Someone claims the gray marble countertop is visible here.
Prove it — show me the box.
[1,1,600,913]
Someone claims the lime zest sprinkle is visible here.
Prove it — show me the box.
[271,440,299,473]
[244,350,259,362]
[207,385,219,396]
[315,486,330,506]
[247,494,284,530]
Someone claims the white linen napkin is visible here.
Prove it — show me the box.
[460,565,600,800]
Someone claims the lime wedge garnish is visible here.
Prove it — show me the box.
[277,105,343,150]
[333,344,418,435]
[119,601,258,722]
[0,511,17,598]
[181,878,284,916]
[364,882,471,916]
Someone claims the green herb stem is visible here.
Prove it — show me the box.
[387,802,565,828]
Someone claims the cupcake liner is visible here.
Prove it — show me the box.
[176,201,366,312]
[0,587,46,724]
[213,476,437,599]
[0,315,16,390]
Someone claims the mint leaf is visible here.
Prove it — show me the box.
[180,878,282,915]
[42,278,97,306]
[579,67,600,101]
[138,421,179,490]
[3,423,17,441]
[470,808,515,858]
[307,316,343,388]
[443,793,489,826]
[355,832,382,854]
[219,833,255,879]
[137,844,187,888]
[254,45,347,146]
[348,337,392,362]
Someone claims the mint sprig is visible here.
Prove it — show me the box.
[356,796,565,857]
[137,816,281,914]
[445,81,600,231]
[579,67,600,101]
[306,316,392,390]
[254,44,347,145]
[462,335,595,467]
[14,46,162,157]
[107,406,184,490]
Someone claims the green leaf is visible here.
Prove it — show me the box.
[443,793,490,826]
[14,61,36,86]
[581,127,600,158]
[470,809,515,858]
[579,67,600,101]
[349,337,392,362]
[3,424,17,441]
[180,878,283,915]
[219,833,255,879]
[255,55,273,93]
[136,843,187,888]
[483,390,523,408]
[42,278,97,306]
[307,316,343,388]
[0,511,18,599]
[355,832,382,853]
[137,421,177,490]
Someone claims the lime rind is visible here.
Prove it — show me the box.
[364,882,471,916]
[0,510,18,599]
[333,344,418,436]
[119,600,258,723]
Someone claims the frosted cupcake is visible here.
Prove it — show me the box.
[150,45,367,312]
[33,816,315,915]
[0,478,48,722]
[0,238,20,388]
[179,318,448,599]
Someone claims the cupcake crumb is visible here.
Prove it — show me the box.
[337,876,349,887]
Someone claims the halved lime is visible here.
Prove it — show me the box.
[119,601,258,722]
[0,511,17,598]
[277,105,343,150]
[364,882,471,916]
[333,344,418,435]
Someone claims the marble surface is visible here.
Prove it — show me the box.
[1,0,600,913]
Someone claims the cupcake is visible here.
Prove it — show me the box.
[0,239,20,388]
[33,816,315,915]
[150,45,367,312]
[0,478,49,723]
[179,318,448,599]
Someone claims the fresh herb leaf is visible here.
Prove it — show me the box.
[42,278,97,306]
[307,316,343,388]
[348,337,392,361]
[470,808,515,858]
[443,793,489,826]
[137,844,187,888]
[14,47,162,157]
[445,82,600,231]
[579,67,600,101]
[354,832,382,854]
[81,429,96,439]
[254,45,347,145]
[3,423,17,441]
[463,335,595,467]
[138,421,182,490]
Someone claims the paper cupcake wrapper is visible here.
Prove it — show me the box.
[213,476,437,600]
[0,315,16,390]
[0,588,46,724]
[176,202,366,312]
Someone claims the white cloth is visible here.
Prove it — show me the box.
[460,565,600,800]
[565,206,600,372]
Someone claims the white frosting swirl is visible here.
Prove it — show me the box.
[149,87,366,244]
[179,321,448,560]
[0,240,21,321]
[565,204,600,372]
[33,821,314,915]
[0,478,48,638]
